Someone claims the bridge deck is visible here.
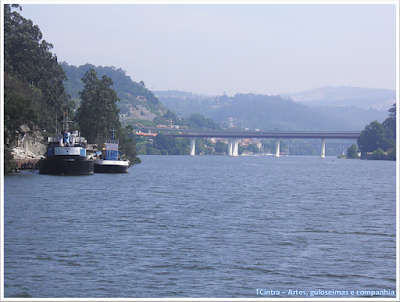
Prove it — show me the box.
[140,127,361,139]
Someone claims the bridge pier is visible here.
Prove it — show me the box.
[228,139,239,156]
[190,137,196,156]
[275,138,280,157]
[232,139,239,157]
[320,138,326,158]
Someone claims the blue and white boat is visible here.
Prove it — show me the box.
[38,112,94,175]
[94,130,130,173]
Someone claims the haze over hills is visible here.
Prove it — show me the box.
[60,63,394,132]
[280,86,396,111]
[155,87,394,131]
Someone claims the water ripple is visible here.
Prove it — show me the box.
[4,156,396,298]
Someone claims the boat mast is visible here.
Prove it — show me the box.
[61,111,72,132]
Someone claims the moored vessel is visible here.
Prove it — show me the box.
[38,112,94,175]
[94,130,130,173]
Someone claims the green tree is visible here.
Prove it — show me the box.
[75,69,121,143]
[383,103,396,140]
[151,133,190,155]
[346,144,359,159]
[3,73,37,145]
[372,148,385,160]
[184,113,221,130]
[357,121,393,155]
[116,125,141,164]
[248,144,260,153]
[4,4,69,133]
[163,110,178,123]
[214,142,227,154]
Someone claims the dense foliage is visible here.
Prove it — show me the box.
[4,4,70,141]
[184,113,221,130]
[357,103,396,160]
[383,103,396,141]
[4,74,36,144]
[152,133,190,155]
[115,125,141,164]
[75,69,121,143]
[346,144,359,159]
[161,112,221,130]
[357,121,393,153]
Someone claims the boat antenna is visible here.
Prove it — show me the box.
[111,129,115,140]
[61,111,72,132]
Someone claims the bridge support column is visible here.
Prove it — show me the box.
[232,138,239,157]
[190,138,196,156]
[320,138,326,158]
[275,138,280,157]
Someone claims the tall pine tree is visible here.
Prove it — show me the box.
[4,4,69,142]
[75,69,121,143]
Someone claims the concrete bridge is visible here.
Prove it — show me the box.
[140,127,361,157]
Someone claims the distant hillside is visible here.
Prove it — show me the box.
[154,90,390,131]
[154,90,220,118]
[210,93,381,131]
[280,86,396,111]
[61,63,168,121]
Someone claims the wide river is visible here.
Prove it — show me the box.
[3,155,397,299]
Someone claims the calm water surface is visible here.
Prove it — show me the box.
[3,155,397,298]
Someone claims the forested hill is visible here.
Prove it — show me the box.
[212,93,391,131]
[61,62,167,117]
[157,91,390,131]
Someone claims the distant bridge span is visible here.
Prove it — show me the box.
[139,127,361,157]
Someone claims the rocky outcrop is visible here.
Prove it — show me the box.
[12,129,47,160]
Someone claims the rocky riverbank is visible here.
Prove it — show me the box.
[11,147,42,169]
[6,128,102,171]
[9,130,47,169]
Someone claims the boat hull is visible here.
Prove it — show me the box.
[94,160,129,173]
[39,156,94,175]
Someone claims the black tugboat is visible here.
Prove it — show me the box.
[38,112,94,175]
[94,130,130,173]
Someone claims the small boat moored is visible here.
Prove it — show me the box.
[94,130,130,173]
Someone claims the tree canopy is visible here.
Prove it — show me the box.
[357,120,394,154]
[4,4,70,143]
[383,103,396,140]
[75,69,121,143]
[357,103,396,158]
[346,144,359,159]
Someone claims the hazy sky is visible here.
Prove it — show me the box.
[15,1,398,96]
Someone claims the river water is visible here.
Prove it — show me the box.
[3,155,397,299]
